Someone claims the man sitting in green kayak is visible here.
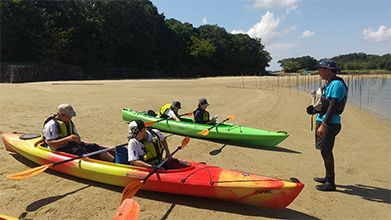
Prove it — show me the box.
[127,120,172,169]
[193,98,217,125]
[158,101,182,121]
[42,104,114,162]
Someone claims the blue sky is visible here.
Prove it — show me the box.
[152,0,391,71]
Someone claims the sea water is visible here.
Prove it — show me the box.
[298,77,391,121]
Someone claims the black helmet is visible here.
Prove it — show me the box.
[172,101,181,109]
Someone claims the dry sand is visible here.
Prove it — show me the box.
[0,76,390,220]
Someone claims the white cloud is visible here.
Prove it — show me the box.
[299,30,314,39]
[285,5,297,14]
[248,0,301,9]
[363,25,391,42]
[231,29,245,34]
[241,11,296,45]
[246,11,280,44]
[202,17,207,25]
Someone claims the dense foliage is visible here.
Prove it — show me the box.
[1,0,271,77]
[278,53,390,73]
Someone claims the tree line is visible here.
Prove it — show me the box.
[278,53,390,73]
[1,0,271,78]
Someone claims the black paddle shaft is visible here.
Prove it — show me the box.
[51,143,126,168]
[142,146,181,182]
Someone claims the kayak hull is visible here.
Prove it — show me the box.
[122,109,289,147]
[2,132,303,209]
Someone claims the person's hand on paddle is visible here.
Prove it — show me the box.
[165,151,172,162]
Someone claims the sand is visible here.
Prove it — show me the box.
[0,76,390,220]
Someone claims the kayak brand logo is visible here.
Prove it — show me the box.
[254,190,281,194]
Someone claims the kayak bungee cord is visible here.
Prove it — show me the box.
[180,164,301,185]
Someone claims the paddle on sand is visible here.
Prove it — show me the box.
[112,198,140,220]
[120,136,190,202]
[144,112,193,127]
[197,115,235,136]
[7,143,127,180]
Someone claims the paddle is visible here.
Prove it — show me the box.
[113,198,140,220]
[120,136,190,202]
[197,115,235,136]
[144,112,193,127]
[7,143,126,180]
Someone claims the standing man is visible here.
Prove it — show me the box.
[159,101,182,121]
[310,60,348,191]
[43,104,114,162]
[127,120,172,169]
[193,98,217,125]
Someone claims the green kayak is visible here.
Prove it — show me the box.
[122,108,289,147]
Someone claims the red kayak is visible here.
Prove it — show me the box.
[3,132,304,209]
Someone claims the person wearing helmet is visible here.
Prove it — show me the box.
[127,120,172,169]
[158,101,182,121]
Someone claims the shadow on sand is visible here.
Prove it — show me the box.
[337,184,390,204]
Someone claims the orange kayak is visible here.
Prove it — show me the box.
[2,132,304,209]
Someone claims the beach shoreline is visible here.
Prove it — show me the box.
[1,77,390,220]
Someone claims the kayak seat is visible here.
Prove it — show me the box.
[165,159,190,169]
[147,110,157,117]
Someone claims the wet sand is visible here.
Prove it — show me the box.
[0,76,390,220]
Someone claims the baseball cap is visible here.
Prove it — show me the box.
[172,101,181,109]
[315,59,337,70]
[58,104,77,117]
[128,120,145,138]
[199,98,209,106]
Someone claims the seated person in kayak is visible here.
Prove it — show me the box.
[127,120,172,169]
[193,98,217,125]
[158,101,182,121]
[42,104,114,162]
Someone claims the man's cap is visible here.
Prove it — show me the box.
[315,59,337,70]
[172,101,181,109]
[58,104,77,117]
[128,120,145,138]
[199,98,209,106]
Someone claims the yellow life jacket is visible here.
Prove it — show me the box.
[141,129,164,165]
[42,115,75,146]
[159,103,172,118]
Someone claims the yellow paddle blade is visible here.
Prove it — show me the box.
[121,180,144,203]
[228,115,235,120]
[197,129,210,136]
[7,164,53,180]
[113,198,140,220]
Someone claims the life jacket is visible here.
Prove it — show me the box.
[318,76,348,117]
[42,114,75,146]
[140,128,164,165]
[159,103,178,118]
[193,108,210,124]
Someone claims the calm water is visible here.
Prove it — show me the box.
[298,77,391,120]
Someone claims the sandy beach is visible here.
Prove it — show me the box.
[0,76,390,220]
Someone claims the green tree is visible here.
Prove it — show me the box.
[284,61,301,73]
